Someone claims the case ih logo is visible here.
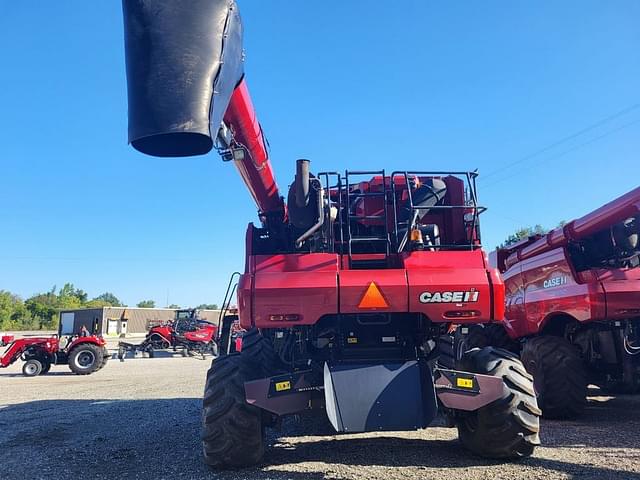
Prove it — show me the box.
[543,276,568,289]
[419,290,479,303]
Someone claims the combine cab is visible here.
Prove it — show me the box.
[460,187,640,418]
[121,0,540,467]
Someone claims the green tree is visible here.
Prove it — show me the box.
[91,292,123,307]
[0,291,34,330]
[167,304,180,309]
[58,283,88,304]
[196,303,219,310]
[84,299,112,308]
[24,284,86,330]
[500,224,546,248]
[137,300,156,308]
[24,288,60,330]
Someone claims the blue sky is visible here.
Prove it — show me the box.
[0,1,638,307]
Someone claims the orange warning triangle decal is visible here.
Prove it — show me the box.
[358,282,389,309]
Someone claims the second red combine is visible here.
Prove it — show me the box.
[121,0,541,468]
[459,187,640,418]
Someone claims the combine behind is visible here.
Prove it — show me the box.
[460,187,640,418]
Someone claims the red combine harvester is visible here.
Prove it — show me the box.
[122,0,540,467]
[117,309,218,359]
[460,188,640,418]
[0,328,108,377]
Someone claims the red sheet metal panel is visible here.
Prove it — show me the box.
[502,247,607,338]
[404,250,494,322]
[597,267,640,319]
[252,254,338,328]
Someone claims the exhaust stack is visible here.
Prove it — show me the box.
[288,159,321,231]
[294,159,311,208]
[122,0,244,157]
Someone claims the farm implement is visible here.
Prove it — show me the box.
[117,309,218,360]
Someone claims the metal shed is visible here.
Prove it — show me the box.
[59,308,221,336]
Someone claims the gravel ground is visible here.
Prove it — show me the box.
[1,345,639,480]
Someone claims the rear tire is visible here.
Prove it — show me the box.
[456,347,541,459]
[202,354,265,468]
[456,324,519,360]
[68,343,104,375]
[240,328,283,370]
[521,335,587,419]
[98,348,109,370]
[23,359,43,377]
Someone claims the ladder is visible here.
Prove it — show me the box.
[345,170,391,269]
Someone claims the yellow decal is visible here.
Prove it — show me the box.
[456,377,474,389]
[347,337,358,344]
[275,381,291,392]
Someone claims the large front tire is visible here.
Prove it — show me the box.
[202,353,265,468]
[456,347,541,459]
[521,335,587,419]
[68,343,104,375]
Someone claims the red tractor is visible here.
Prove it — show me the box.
[0,331,108,377]
[458,187,640,418]
[121,0,540,468]
[117,309,218,359]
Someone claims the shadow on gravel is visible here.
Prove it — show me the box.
[268,434,640,479]
[541,393,640,449]
[0,371,77,378]
[0,397,638,480]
